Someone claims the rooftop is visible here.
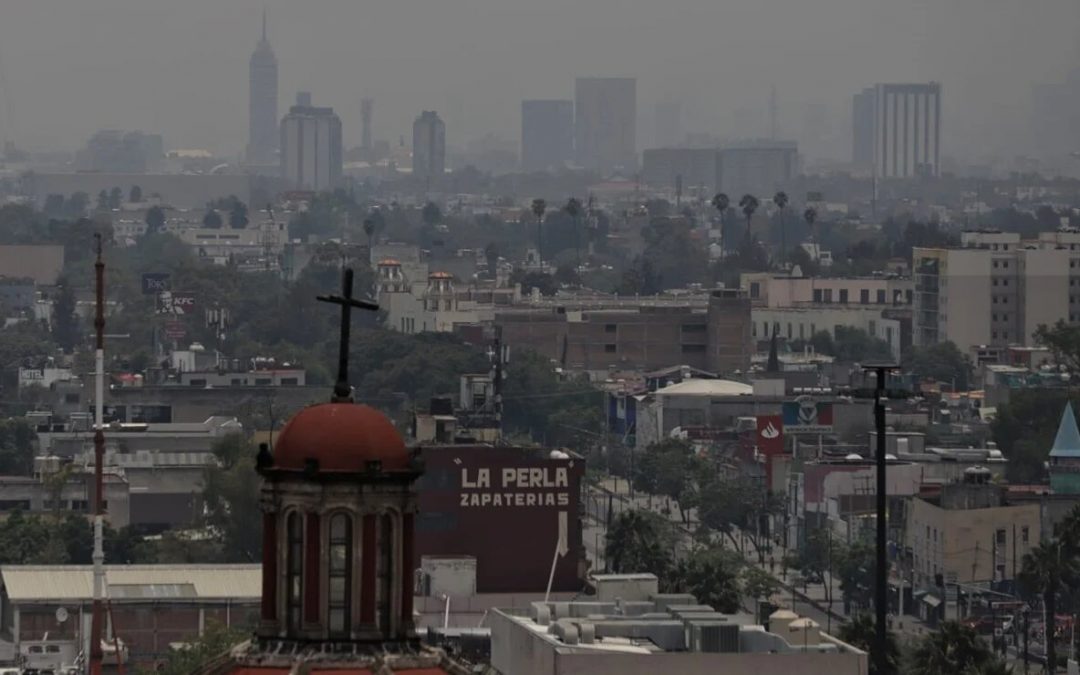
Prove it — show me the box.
[654,379,754,397]
[0,564,261,603]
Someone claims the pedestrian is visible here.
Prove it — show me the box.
[769,555,775,573]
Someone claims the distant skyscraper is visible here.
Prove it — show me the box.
[360,98,374,150]
[853,82,942,178]
[575,78,637,173]
[247,11,278,165]
[520,100,574,172]
[412,111,446,185]
[280,93,343,192]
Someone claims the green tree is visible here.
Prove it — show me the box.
[145,206,166,234]
[619,255,662,295]
[52,278,80,352]
[129,185,143,203]
[153,620,249,675]
[201,434,262,562]
[672,545,744,612]
[421,201,442,228]
[531,198,547,263]
[741,565,780,604]
[711,192,731,255]
[773,191,789,264]
[605,510,676,578]
[0,418,35,475]
[832,539,875,612]
[228,200,249,229]
[633,439,698,524]
[838,614,900,675]
[96,190,110,212]
[991,390,1076,483]
[203,209,223,229]
[739,194,759,246]
[564,197,584,264]
[905,340,972,389]
[108,187,123,209]
[1035,319,1080,371]
[909,621,995,675]
[484,242,500,280]
[1020,538,1078,674]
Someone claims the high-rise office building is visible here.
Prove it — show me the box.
[852,83,942,178]
[412,111,446,185]
[360,98,374,150]
[280,93,343,192]
[575,78,637,173]
[520,100,574,172]
[247,11,278,165]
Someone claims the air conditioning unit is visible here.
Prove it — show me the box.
[694,623,739,653]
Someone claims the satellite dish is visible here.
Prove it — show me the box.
[55,607,69,623]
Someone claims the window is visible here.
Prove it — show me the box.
[993,260,998,268]
[992,331,998,340]
[605,323,617,333]
[604,344,616,353]
[281,377,299,386]
[681,344,706,353]
[750,282,761,299]
[868,320,877,335]
[682,324,707,333]
[992,314,997,322]
[328,513,353,635]
[877,289,886,304]
[992,279,998,287]
[1002,279,1008,287]
[189,378,207,387]
[799,324,805,339]
[823,289,833,303]
[996,528,1006,545]
[1022,526,1029,544]
[813,289,823,303]
[860,289,870,304]
[230,378,242,386]
[752,323,757,338]
[787,323,792,339]
[255,378,272,386]
[839,289,849,304]
[1003,261,1009,269]
[810,323,816,335]
[287,513,303,631]
[1003,331,1008,340]
[64,393,79,404]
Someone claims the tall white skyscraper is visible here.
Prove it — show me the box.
[575,77,637,173]
[412,111,446,186]
[853,82,942,178]
[280,93,343,192]
[247,11,278,165]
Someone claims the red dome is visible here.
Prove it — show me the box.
[272,403,410,472]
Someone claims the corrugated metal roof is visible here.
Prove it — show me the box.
[0,565,261,602]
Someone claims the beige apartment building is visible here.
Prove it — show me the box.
[914,230,1080,351]
[906,469,1040,591]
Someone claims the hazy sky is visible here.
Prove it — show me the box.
[0,0,1077,162]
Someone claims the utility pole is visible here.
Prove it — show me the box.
[862,362,899,675]
[89,234,106,675]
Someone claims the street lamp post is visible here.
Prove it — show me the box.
[862,362,900,675]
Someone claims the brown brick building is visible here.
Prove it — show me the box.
[495,289,752,374]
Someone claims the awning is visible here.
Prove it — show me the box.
[922,594,942,608]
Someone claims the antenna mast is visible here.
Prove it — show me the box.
[89,234,106,675]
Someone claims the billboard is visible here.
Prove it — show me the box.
[756,415,784,456]
[141,273,170,295]
[157,291,197,316]
[415,446,583,593]
[782,396,834,433]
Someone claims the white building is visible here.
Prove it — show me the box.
[412,111,446,185]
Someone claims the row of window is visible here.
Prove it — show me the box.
[188,377,295,386]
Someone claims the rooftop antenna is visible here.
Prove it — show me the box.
[88,234,106,675]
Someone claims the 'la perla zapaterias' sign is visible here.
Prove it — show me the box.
[459,467,570,507]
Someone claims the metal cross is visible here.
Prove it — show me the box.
[317,268,379,402]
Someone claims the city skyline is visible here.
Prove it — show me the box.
[0,0,1077,166]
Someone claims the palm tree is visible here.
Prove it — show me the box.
[1021,539,1078,674]
[711,193,730,255]
[804,207,818,259]
[739,194,759,248]
[838,614,899,675]
[773,191,789,266]
[531,198,547,266]
[909,621,994,675]
[564,197,584,267]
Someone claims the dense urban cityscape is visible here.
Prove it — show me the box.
[1,2,1080,674]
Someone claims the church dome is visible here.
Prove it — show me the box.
[273,403,410,472]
